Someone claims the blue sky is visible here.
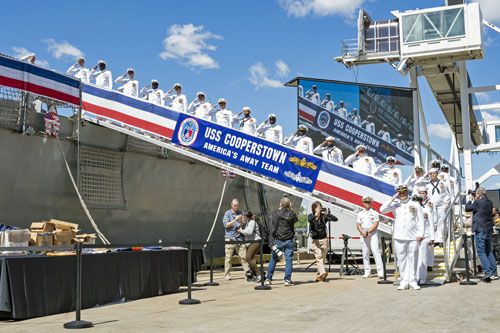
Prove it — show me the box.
[1,0,499,188]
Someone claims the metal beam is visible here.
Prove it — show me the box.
[468,85,500,94]
[458,61,474,190]
[472,102,500,111]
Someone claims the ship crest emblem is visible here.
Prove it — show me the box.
[289,156,317,170]
[178,118,199,146]
[317,111,331,129]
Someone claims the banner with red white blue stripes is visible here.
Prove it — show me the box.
[0,54,80,105]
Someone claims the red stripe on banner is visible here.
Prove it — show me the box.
[298,109,315,122]
[0,75,80,105]
[314,180,394,218]
[82,101,174,139]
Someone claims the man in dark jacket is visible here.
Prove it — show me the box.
[265,197,298,286]
[465,187,498,282]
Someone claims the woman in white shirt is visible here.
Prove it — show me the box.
[239,211,262,282]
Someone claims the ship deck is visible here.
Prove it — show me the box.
[3,261,499,332]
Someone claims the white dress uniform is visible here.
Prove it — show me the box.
[239,117,257,136]
[380,197,424,287]
[89,68,113,89]
[357,208,384,277]
[336,107,347,119]
[256,123,284,144]
[66,64,90,83]
[313,145,343,164]
[426,180,450,243]
[285,135,314,155]
[321,99,334,111]
[188,100,213,121]
[344,153,377,175]
[406,174,429,194]
[215,108,236,127]
[164,93,188,113]
[115,75,139,97]
[142,88,164,105]
[417,198,436,283]
[306,90,320,105]
[362,121,376,134]
[439,172,457,197]
[350,114,361,126]
[378,130,391,142]
[375,164,403,186]
[395,140,407,151]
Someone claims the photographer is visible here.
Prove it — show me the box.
[238,211,262,282]
[222,199,250,281]
[465,187,498,282]
[356,196,384,279]
[265,197,298,286]
[308,201,338,282]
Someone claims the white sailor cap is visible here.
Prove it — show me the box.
[298,124,308,131]
[414,165,424,171]
[217,98,226,104]
[174,83,182,88]
[356,144,367,150]
[417,186,428,193]
[386,156,396,162]
[151,79,159,84]
[429,168,439,174]
[242,106,251,112]
[197,91,205,96]
[98,60,106,65]
[77,56,85,61]
[325,136,335,141]
[127,67,135,73]
[268,114,276,119]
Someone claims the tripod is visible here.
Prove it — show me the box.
[305,220,335,272]
[339,234,361,276]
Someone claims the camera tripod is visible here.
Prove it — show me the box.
[339,234,361,276]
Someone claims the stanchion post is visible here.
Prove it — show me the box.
[63,242,93,329]
[471,233,478,277]
[255,239,271,290]
[179,239,201,304]
[460,234,477,286]
[377,236,393,284]
[204,242,219,286]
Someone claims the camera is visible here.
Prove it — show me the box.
[342,234,350,240]
[271,245,283,258]
[412,195,423,203]
[467,189,476,196]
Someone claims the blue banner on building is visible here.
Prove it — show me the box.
[172,113,323,192]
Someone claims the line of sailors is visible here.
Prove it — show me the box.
[303,84,413,154]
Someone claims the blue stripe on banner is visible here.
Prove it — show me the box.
[320,161,395,196]
[0,55,80,89]
[82,83,179,121]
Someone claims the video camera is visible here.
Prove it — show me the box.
[467,189,476,196]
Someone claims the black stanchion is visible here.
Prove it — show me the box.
[179,239,201,304]
[255,239,271,290]
[471,234,478,277]
[377,237,393,285]
[64,242,93,329]
[460,234,477,286]
[204,242,219,286]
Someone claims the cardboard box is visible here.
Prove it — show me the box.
[54,229,76,246]
[30,222,55,233]
[48,219,78,231]
[74,234,97,244]
[36,232,54,246]
[5,229,31,243]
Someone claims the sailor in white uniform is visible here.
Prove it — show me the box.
[237,107,257,135]
[256,114,284,144]
[89,60,113,89]
[377,124,391,142]
[305,85,320,105]
[356,196,384,278]
[115,68,139,97]
[20,53,36,64]
[336,101,347,119]
[405,165,428,194]
[214,98,236,127]
[380,185,424,290]
[66,57,89,83]
[415,187,436,285]
[374,156,403,186]
[313,136,343,164]
[440,165,457,198]
[349,108,361,126]
[187,92,212,121]
[360,115,376,134]
[140,80,164,105]
[320,93,334,111]
[344,145,377,175]
[285,125,314,155]
[393,134,407,151]
[163,83,187,113]
[426,168,451,245]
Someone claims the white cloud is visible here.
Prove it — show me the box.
[275,60,291,78]
[159,24,222,70]
[279,0,365,19]
[11,46,49,67]
[481,111,500,121]
[477,0,500,23]
[475,91,491,103]
[43,39,84,60]
[249,61,292,89]
[428,123,453,139]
